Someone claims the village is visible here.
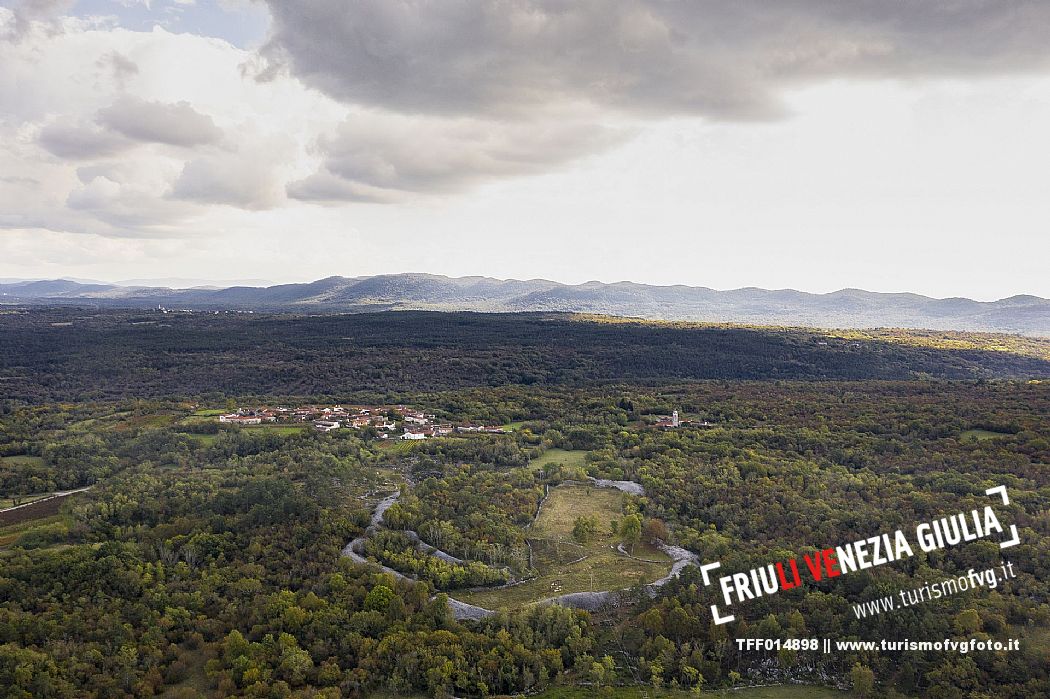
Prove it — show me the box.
[217,404,510,440]
[218,405,710,439]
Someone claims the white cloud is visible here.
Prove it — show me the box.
[171,138,293,209]
[0,7,341,234]
[0,4,631,231]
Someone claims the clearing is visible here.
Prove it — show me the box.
[1,455,46,466]
[959,428,1013,441]
[529,448,589,473]
[454,483,671,610]
[242,424,308,435]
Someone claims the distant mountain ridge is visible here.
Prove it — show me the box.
[1,274,1048,336]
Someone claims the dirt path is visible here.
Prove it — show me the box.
[340,487,499,616]
[341,476,698,621]
[0,486,93,516]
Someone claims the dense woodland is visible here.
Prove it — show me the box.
[2,309,1050,403]
[0,310,1048,698]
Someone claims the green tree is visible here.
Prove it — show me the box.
[850,663,875,698]
[364,584,395,612]
[572,515,598,543]
[954,609,981,635]
[620,514,642,553]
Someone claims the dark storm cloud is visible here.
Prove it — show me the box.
[260,0,1050,120]
[97,96,223,148]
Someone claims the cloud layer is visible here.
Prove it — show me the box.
[258,0,1050,201]
[261,0,1050,119]
[3,0,1050,240]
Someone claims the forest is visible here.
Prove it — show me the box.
[2,308,1050,403]
[0,309,1048,698]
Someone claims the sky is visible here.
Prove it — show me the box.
[0,1,1048,300]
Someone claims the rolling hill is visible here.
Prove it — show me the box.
[1,274,1047,335]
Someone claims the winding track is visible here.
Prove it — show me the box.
[340,477,699,619]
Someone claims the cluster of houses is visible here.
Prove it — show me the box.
[218,405,507,440]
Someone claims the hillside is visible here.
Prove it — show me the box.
[1,274,1047,335]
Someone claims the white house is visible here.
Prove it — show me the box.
[219,414,262,425]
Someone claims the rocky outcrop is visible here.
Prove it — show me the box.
[445,597,497,621]
[589,477,645,496]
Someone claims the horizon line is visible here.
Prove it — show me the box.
[1,272,1046,304]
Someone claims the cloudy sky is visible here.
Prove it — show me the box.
[1,0,1048,299]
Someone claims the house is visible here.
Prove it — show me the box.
[400,427,432,440]
[314,421,341,432]
[219,414,262,425]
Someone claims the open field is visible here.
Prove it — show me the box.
[1,454,45,468]
[824,327,1050,362]
[456,483,671,610]
[242,424,308,435]
[375,439,420,454]
[529,448,589,472]
[0,492,50,509]
[0,491,79,527]
[959,428,1013,441]
[178,415,215,425]
[532,484,623,536]
[0,513,69,548]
